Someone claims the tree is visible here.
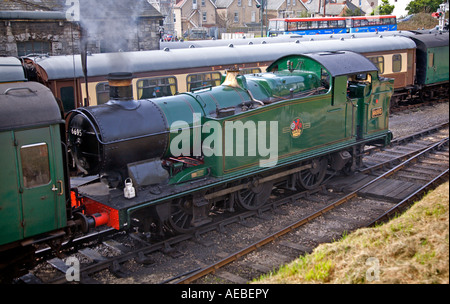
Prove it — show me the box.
[406,0,443,14]
[371,0,395,15]
[343,7,364,16]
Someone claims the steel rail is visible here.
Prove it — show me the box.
[368,168,449,227]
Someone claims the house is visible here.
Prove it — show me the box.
[300,0,377,16]
[174,0,217,38]
[266,0,309,19]
[215,0,261,28]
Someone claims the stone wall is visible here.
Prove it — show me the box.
[0,20,82,56]
[0,0,163,56]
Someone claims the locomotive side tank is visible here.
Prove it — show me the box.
[69,51,394,234]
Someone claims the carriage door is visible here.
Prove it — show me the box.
[15,127,65,238]
[54,80,79,112]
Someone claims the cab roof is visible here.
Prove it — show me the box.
[267,51,378,76]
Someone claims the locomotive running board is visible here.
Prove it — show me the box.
[204,163,313,200]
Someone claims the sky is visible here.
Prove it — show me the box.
[388,0,411,18]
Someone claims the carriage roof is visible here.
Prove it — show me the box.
[27,36,416,81]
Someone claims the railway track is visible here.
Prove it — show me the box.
[18,122,449,284]
[172,132,449,284]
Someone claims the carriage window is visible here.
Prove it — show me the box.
[96,82,110,105]
[60,86,75,112]
[428,53,434,68]
[241,67,262,75]
[21,143,50,189]
[392,54,402,73]
[368,56,385,74]
[187,72,222,91]
[137,76,177,99]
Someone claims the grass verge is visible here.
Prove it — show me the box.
[254,181,449,284]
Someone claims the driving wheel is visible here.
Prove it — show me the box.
[296,158,328,190]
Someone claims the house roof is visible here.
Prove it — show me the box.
[0,10,66,20]
[80,0,162,19]
[0,0,65,11]
[303,0,373,15]
[215,0,235,8]
[176,0,217,9]
[267,0,308,11]
[0,0,162,18]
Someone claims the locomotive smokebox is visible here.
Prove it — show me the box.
[68,71,170,187]
[107,72,134,101]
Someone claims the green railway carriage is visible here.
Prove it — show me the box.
[409,33,449,86]
[70,51,394,233]
[0,82,68,250]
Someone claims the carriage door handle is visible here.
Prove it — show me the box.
[52,180,64,196]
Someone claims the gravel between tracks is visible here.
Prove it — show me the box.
[388,102,449,139]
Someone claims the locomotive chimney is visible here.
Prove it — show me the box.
[107,72,134,101]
